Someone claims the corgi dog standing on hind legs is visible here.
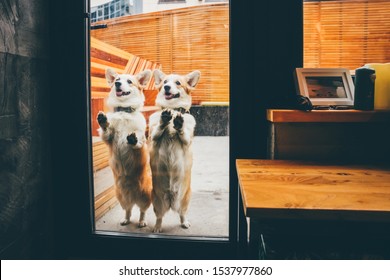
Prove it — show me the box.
[148,69,201,233]
[97,68,153,228]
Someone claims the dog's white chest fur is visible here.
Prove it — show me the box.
[101,111,147,173]
[107,111,146,143]
[149,110,195,185]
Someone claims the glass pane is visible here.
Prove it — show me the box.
[90,0,229,238]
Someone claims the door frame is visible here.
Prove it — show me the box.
[49,0,302,259]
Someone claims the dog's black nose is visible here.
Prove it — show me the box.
[164,85,171,92]
[115,81,121,88]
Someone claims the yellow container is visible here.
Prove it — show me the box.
[365,63,390,110]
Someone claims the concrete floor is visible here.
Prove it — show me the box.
[95,136,230,238]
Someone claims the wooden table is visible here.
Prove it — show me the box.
[236,159,390,259]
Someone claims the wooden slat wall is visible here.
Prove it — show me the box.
[90,3,230,104]
[94,185,117,220]
[304,0,390,70]
[92,139,110,172]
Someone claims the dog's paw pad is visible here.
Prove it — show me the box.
[161,109,172,124]
[127,133,138,145]
[138,221,147,228]
[120,219,130,226]
[97,112,108,128]
[173,114,184,130]
[181,221,191,229]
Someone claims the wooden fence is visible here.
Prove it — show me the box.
[90,3,229,105]
[304,0,390,70]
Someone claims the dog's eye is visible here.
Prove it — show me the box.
[127,79,132,84]
[163,80,168,84]
[175,81,181,86]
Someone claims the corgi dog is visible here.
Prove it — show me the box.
[148,69,201,233]
[97,68,153,227]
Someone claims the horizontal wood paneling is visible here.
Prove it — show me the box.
[92,138,109,172]
[94,185,117,220]
[90,3,229,104]
[304,0,390,70]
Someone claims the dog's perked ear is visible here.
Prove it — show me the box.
[153,69,166,88]
[106,68,119,87]
[136,69,152,88]
[186,70,201,90]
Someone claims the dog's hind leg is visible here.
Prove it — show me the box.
[138,201,151,228]
[138,210,147,228]
[153,214,165,233]
[120,209,131,225]
[120,207,132,226]
[152,195,169,233]
[179,201,191,229]
[179,215,191,229]
[178,185,192,229]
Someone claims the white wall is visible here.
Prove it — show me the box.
[142,0,206,14]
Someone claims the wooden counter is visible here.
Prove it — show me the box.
[266,109,390,160]
[267,109,390,123]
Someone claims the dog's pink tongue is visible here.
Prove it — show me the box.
[116,91,122,97]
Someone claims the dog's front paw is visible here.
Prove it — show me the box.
[173,114,184,131]
[160,109,172,126]
[97,111,109,129]
[127,133,138,145]
[120,218,130,226]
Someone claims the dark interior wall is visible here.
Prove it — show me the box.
[230,0,303,259]
[230,0,303,159]
[0,0,51,258]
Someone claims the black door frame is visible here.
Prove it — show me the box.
[49,0,302,259]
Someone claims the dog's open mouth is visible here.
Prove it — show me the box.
[116,90,131,97]
[164,92,180,100]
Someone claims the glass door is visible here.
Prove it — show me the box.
[89,0,230,240]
